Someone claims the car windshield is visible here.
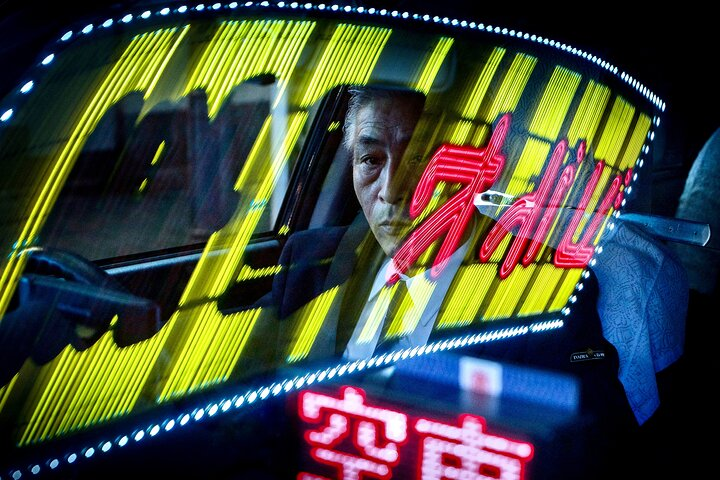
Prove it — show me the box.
[0,2,710,479]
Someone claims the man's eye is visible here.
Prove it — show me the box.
[360,155,382,166]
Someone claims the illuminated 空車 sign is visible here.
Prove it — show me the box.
[298,386,534,480]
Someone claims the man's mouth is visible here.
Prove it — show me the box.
[378,220,411,234]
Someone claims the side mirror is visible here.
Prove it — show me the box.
[0,247,161,386]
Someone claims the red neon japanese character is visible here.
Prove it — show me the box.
[298,386,409,480]
[387,114,510,284]
[414,414,534,480]
[479,139,590,279]
[554,166,622,268]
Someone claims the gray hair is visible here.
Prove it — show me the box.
[342,85,425,152]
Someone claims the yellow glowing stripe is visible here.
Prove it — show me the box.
[159,306,216,400]
[233,115,273,191]
[449,120,473,144]
[488,234,512,264]
[156,307,259,402]
[144,27,190,98]
[567,80,611,148]
[209,112,307,298]
[485,53,537,124]
[461,47,506,119]
[186,20,315,118]
[278,224,291,235]
[414,37,454,94]
[594,96,635,165]
[528,66,581,140]
[518,264,564,315]
[569,166,613,243]
[0,374,18,411]
[358,287,394,343]
[17,326,171,444]
[151,140,166,165]
[138,178,148,192]
[287,286,340,363]
[411,183,447,228]
[1,28,184,317]
[471,124,490,147]
[386,277,435,338]
[57,338,113,435]
[620,113,651,171]
[502,138,551,197]
[299,24,391,108]
[549,270,583,310]
[484,264,536,320]
[237,264,283,281]
[140,27,190,98]
[217,309,261,380]
[188,21,237,90]
[19,349,75,445]
[436,264,497,328]
[208,22,267,116]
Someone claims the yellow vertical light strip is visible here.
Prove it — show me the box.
[0,375,18,411]
[16,327,170,444]
[144,26,191,98]
[208,21,266,116]
[79,337,124,427]
[185,20,316,117]
[484,264,536,320]
[159,307,215,400]
[593,96,635,165]
[358,287,395,343]
[569,167,613,242]
[386,277,436,337]
[517,264,565,315]
[484,53,537,124]
[216,309,261,380]
[287,286,340,363]
[449,120,473,144]
[160,20,392,399]
[150,141,166,165]
[549,270,583,311]
[18,350,75,445]
[461,47,506,119]
[436,264,497,328]
[208,111,307,298]
[413,37,454,94]
[501,138,551,197]
[299,24,391,108]
[567,80,611,148]
[528,66,581,140]
[56,337,112,435]
[191,21,239,91]
[620,113,651,171]
[0,27,186,318]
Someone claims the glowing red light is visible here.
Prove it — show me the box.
[298,387,534,480]
[386,114,510,284]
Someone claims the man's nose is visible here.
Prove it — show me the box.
[379,158,413,205]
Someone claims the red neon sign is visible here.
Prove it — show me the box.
[390,114,630,281]
[298,386,534,480]
[387,114,509,285]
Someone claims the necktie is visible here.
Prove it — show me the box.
[376,279,413,353]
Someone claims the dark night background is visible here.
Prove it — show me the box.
[2,0,718,214]
[0,1,716,476]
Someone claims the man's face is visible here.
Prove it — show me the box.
[349,95,424,256]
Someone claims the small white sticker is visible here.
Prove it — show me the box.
[459,356,503,396]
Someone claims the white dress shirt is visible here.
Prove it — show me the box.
[343,240,469,361]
